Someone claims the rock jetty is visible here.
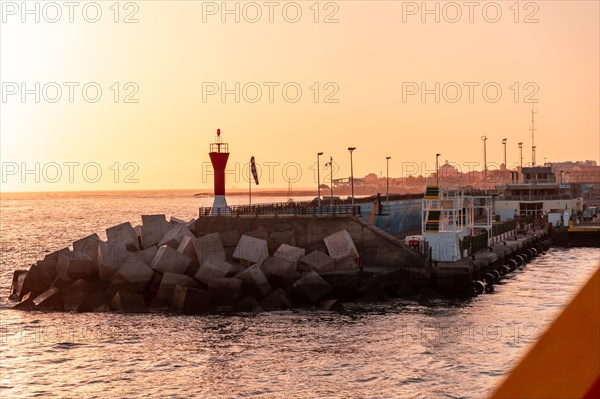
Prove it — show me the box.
[9,215,370,314]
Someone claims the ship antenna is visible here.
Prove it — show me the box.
[530,105,537,166]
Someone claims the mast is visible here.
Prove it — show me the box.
[530,105,537,166]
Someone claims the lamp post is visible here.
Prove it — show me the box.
[482,135,488,187]
[317,152,323,207]
[386,156,391,205]
[518,142,523,169]
[325,156,334,203]
[435,153,441,187]
[502,138,507,177]
[348,147,356,205]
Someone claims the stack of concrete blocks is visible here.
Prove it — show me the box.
[9,218,363,314]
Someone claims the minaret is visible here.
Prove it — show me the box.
[209,129,229,215]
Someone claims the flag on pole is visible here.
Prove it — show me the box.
[251,156,259,185]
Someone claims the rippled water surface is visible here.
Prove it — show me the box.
[1,191,598,398]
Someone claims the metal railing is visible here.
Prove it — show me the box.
[199,202,362,217]
[500,195,574,201]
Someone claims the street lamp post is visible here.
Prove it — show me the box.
[325,156,334,203]
[435,153,441,187]
[386,156,391,205]
[348,147,356,205]
[482,135,488,187]
[518,142,523,169]
[502,138,507,178]
[317,152,323,207]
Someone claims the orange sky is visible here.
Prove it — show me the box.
[1,1,598,192]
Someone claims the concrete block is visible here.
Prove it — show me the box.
[171,285,212,314]
[258,288,292,310]
[33,287,63,310]
[177,236,201,275]
[219,230,241,247]
[186,218,197,234]
[109,290,146,312]
[133,224,142,242]
[245,228,269,241]
[156,272,200,302]
[136,245,158,266]
[141,214,173,249]
[73,233,104,263]
[106,222,140,251]
[233,235,269,266]
[299,250,335,273]
[273,244,305,266]
[268,230,296,254]
[104,278,139,301]
[233,296,259,312]
[169,216,187,225]
[112,253,155,290]
[143,272,163,298]
[158,224,194,248]
[323,229,359,262]
[193,233,226,265]
[36,259,58,274]
[194,255,234,284]
[12,292,36,310]
[151,245,191,274]
[293,271,332,302]
[78,291,110,312]
[43,247,70,276]
[235,264,272,298]
[177,235,196,259]
[51,274,74,290]
[260,257,296,276]
[227,261,245,277]
[224,247,236,262]
[207,278,243,306]
[98,241,129,282]
[67,259,98,281]
[21,264,54,299]
[9,270,27,301]
[333,253,359,271]
[61,279,99,311]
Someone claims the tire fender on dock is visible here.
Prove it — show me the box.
[492,270,501,282]
[474,280,485,295]
[498,265,510,276]
[483,273,495,286]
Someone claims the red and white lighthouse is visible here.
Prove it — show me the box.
[209,129,230,214]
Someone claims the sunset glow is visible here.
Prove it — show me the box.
[1,1,598,192]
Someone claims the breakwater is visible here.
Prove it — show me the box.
[7,214,429,313]
[7,211,551,313]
